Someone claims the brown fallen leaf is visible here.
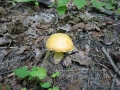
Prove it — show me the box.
[102,68,111,79]
[70,46,92,66]
[16,46,27,55]
[35,48,44,60]
[0,36,12,46]
[72,22,85,30]
[70,51,92,66]
[85,23,100,31]
[67,79,81,90]
[80,11,94,20]
[0,49,11,61]
[62,56,72,67]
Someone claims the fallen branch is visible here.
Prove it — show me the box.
[102,47,120,77]
[94,7,120,20]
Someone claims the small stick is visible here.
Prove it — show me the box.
[110,74,117,90]
[102,47,120,77]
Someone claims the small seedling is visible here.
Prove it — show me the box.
[13,66,60,90]
[51,71,60,78]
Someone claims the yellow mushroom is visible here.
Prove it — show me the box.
[46,33,74,64]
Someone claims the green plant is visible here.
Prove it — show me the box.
[55,0,87,15]
[13,66,60,90]
[11,0,119,15]
[51,71,60,78]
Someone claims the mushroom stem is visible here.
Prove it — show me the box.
[54,52,64,64]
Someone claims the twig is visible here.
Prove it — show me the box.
[110,74,117,90]
[102,47,120,77]
[94,7,120,20]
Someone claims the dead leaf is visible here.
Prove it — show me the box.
[0,7,7,18]
[62,56,72,67]
[57,24,71,32]
[72,22,85,30]
[103,35,114,45]
[0,36,12,46]
[117,62,120,70]
[70,51,92,66]
[90,31,103,37]
[16,46,27,55]
[0,24,8,34]
[80,11,94,21]
[83,45,90,54]
[40,24,51,29]
[41,76,53,84]
[67,79,81,90]
[102,68,111,79]
[0,49,11,61]
[35,48,44,60]
[85,23,100,31]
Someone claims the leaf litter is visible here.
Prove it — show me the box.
[0,1,120,90]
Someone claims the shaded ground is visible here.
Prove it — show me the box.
[0,1,120,90]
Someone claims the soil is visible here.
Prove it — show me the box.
[0,1,120,90]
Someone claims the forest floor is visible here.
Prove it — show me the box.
[0,1,120,90]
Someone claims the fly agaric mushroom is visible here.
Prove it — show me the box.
[46,33,74,64]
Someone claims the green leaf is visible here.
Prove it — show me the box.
[105,3,114,10]
[6,85,11,90]
[31,66,37,71]
[57,6,67,15]
[30,67,47,79]
[73,0,87,9]
[12,1,16,5]
[58,0,69,7]
[29,66,38,77]
[28,75,34,80]
[30,71,39,77]
[48,86,59,90]
[13,67,29,78]
[22,87,27,90]
[51,71,60,78]
[14,0,34,2]
[49,2,56,8]
[118,8,120,13]
[37,67,47,79]
[34,1,39,6]
[40,82,51,88]
[92,0,106,9]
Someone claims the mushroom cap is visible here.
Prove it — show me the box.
[46,33,74,52]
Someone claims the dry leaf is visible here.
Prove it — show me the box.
[16,46,27,55]
[62,56,72,67]
[35,48,44,60]
[40,24,51,29]
[67,80,81,90]
[0,36,12,46]
[83,45,90,54]
[70,51,92,66]
[102,68,111,79]
[0,49,11,61]
[57,24,71,32]
[85,23,100,31]
[72,22,85,30]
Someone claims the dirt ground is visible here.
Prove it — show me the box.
[0,1,120,90]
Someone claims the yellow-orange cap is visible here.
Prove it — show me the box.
[46,33,74,52]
